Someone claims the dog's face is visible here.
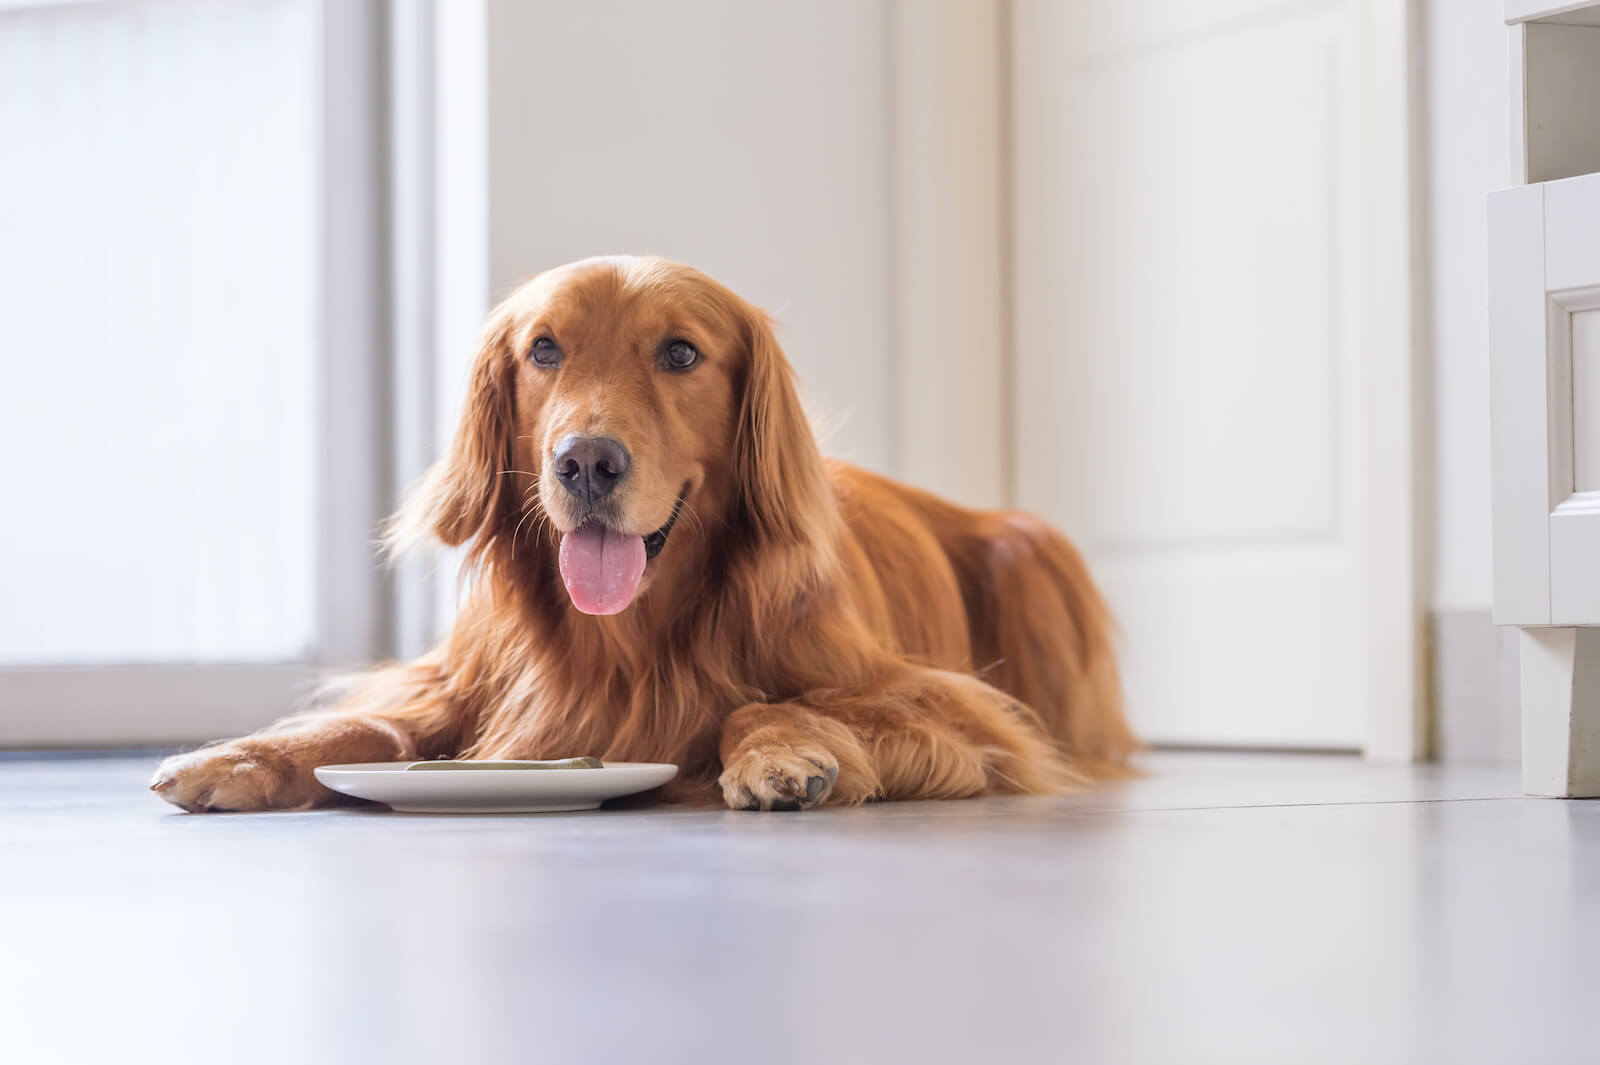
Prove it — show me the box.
[403,255,827,617]
[511,258,740,613]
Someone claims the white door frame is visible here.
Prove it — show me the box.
[1359,0,1427,761]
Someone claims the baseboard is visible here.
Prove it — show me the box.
[1431,609,1520,764]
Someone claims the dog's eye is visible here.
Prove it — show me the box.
[530,336,563,368]
[661,339,700,372]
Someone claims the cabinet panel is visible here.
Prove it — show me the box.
[1572,310,1600,490]
[1488,184,1551,624]
[1493,173,1600,626]
[1545,172,1600,290]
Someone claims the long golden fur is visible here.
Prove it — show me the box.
[152,256,1138,812]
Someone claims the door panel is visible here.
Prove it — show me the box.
[1012,0,1366,747]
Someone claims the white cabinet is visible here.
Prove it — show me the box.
[1490,3,1600,795]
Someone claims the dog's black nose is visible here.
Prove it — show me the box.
[553,435,631,503]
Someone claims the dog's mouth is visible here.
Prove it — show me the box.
[642,492,686,560]
[557,490,687,616]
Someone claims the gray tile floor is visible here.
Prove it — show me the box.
[3,751,1593,1065]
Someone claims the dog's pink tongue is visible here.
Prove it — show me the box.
[558,524,647,615]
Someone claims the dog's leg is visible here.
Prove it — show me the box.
[717,667,1082,811]
[150,659,467,812]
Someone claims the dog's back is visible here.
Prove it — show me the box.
[829,462,1140,777]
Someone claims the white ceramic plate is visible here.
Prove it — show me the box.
[313,761,679,814]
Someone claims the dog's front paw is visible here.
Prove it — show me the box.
[150,742,300,813]
[719,745,839,811]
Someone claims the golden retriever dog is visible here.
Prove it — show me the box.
[152,256,1138,812]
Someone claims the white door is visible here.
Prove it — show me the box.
[0,0,389,746]
[1010,0,1409,749]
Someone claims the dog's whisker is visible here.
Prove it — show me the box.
[679,499,708,538]
[512,500,547,556]
[510,478,551,558]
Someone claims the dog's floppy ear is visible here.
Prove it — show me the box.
[388,325,515,552]
[731,304,836,552]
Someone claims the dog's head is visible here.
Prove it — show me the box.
[396,256,832,616]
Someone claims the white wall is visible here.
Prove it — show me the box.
[471,0,895,474]
[1425,0,1510,611]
